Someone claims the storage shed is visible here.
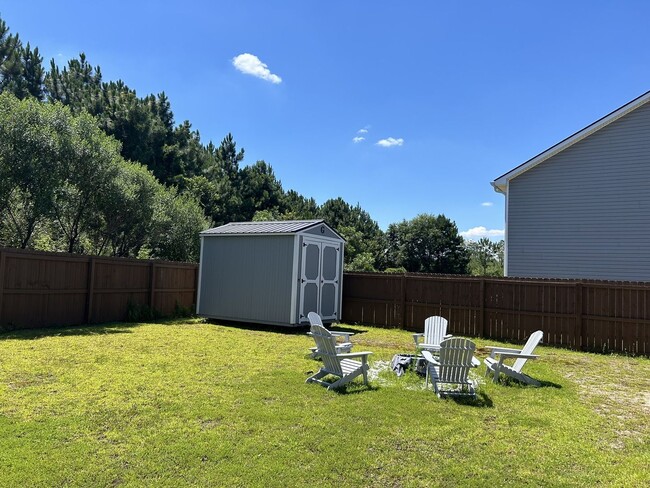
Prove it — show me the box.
[197,220,345,326]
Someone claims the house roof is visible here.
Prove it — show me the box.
[200,219,342,238]
[491,90,650,193]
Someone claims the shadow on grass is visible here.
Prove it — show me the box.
[495,377,562,389]
[207,319,369,336]
[334,384,381,395]
[0,317,198,341]
[311,382,380,395]
[0,322,139,340]
[446,391,494,408]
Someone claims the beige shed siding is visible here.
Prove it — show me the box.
[507,100,650,280]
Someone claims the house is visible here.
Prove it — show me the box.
[492,90,650,280]
[196,220,345,326]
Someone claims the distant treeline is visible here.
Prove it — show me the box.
[0,15,502,274]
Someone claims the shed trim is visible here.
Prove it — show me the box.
[200,219,344,240]
[196,235,205,314]
[289,233,300,324]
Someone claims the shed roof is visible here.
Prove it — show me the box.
[201,219,342,238]
[491,89,650,193]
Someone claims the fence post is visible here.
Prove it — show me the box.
[85,257,95,324]
[0,250,5,325]
[400,274,407,329]
[478,278,485,337]
[575,282,583,350]
[149,262,157,310]
[194,265,199,311]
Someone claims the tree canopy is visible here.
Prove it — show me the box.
[0,92,208,261]
[466,238,504,276]
[385,214,470,274]
[0,14,475,271]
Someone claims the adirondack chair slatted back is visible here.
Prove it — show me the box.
[438,337,476,384]
[424,316,449,345]
[513,330,543,372]
[310,324,343,376]
[307,312,323,327]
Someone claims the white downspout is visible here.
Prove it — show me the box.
[503,180,509,277]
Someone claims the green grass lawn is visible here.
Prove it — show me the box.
[0,319,648,487]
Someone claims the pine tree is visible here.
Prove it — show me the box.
[0,18,23,96]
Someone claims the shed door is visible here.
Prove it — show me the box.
[299,238,341,323]
[319,242,341,321]
[299,238,321,323]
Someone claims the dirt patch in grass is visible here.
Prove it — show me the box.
[560,354,650,447]
[7,372,57,390]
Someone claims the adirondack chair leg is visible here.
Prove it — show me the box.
[327,375,353,390]
[492,364,502,383]
[514,371,541,386]
[306,369,328,384]
[524,376,541,387]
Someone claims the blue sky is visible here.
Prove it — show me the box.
[2,1,650,238]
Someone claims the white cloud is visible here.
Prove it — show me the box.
[481,202,494,207]
[460,226,505,241]
[357,128,368,134]
[376,137,404,147]
[232,53,282,84]
[352,136,365,143]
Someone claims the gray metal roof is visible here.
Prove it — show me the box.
[201,220,328,236]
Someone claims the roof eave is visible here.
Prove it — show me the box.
[492,90,650,187]
[491,180,507,194]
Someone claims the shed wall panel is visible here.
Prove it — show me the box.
[198,235,295,324]
[508,100,650,280]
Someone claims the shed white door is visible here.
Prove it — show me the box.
[299,238,341,323]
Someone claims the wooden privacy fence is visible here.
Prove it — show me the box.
[3,249,649,355]
[0,248,198,331]
[342,272,650,355]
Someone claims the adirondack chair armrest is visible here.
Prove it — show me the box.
[443,334,453,339]
[413,333,424,345]
[495,352,539,360]
[485,346,523,358]
[421,350,441,365]
[336,351,372,358]
[331,331,353,342]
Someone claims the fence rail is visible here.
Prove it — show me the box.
[342,272,650,355]
[0,248,198,331]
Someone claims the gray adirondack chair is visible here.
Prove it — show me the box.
[307,312,353,359]
[422,337,477,398]
[413,316,452,354]
[305,324,372,390]
[484,330,543,386]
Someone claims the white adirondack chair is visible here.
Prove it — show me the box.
[307,312,353,359]
[422,337,477,398]
[484,330,543,386]
[305,324,372,390]
[413,316,452,354]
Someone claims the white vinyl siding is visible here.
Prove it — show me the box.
[507,100,650,280]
